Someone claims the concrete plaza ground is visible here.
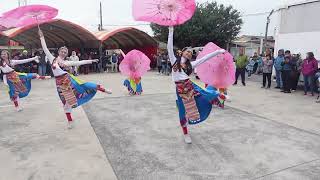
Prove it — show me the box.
[0,72,319,180]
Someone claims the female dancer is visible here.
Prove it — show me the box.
[0,50,50,111]
[123,77,143,96]
[38,30,112,129]
[167,27,226,144]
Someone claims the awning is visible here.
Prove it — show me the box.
[95,27,158,50]
[3,19,99,49]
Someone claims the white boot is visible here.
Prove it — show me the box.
[68,121,74,129]
[184,134,192,144]
[16,106,23,112]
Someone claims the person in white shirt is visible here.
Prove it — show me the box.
[0,50,50,112]
[69,51,80,75]
[167,26,226,144]
[38,29,112,129]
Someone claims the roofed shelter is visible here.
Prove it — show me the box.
[3,19,99,49]
[95,28,158,66]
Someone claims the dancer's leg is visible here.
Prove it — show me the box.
[64,103,74,129]
[13,96,23,112]
[97,85,112,94]
[180,118,192,144]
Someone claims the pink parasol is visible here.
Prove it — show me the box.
[196,42,236,88]
[0,5,58,28]
[119,50,151,79]
[132,0,196,26]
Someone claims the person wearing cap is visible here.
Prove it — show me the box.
[167,26,226,144]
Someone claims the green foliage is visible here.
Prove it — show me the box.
[151,1,243,49]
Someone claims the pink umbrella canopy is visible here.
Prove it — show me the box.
[0,5,58,28]
[119,50,151,79]
[196,42,236,88]
[132,0,196,26]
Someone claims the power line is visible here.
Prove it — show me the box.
[90,10,272,28]
[242,11,271,17]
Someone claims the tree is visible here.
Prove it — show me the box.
[151,1,243,49]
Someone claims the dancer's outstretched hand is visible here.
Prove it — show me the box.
[34,56,40,63]
[92,59,99,63]
[105,89,112,94]
[218,49,226,54]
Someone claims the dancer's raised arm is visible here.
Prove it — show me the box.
[2,74,8,86]
[11,56,39,66]
[191,49,226,68]
[38,29,55,63]
[167,26,177,64]
[63,59,99,67]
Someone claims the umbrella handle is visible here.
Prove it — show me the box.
[34,15,41,30]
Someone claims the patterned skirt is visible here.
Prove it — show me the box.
[6,71,35,100]
[176,79,220,125]
[123,78,143,95]
[55,73,97,108]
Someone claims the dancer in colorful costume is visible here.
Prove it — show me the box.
[167,27,226,144]
[120,50,150,96]
[38,30,112,129]
[123,78,143,95]
[0,50,50,111]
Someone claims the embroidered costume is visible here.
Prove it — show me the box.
[167,26,225,143]
[40,33,111,128]
[123,78,143,95]
[0,57,48,111]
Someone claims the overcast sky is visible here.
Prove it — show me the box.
[0,0,303,36]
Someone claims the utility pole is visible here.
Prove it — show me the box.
[98,1,104,71]
[99,1,103,31]
[264,9,274,53]
[18,0,27,7]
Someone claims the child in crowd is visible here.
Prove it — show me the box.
[246,58,255,78]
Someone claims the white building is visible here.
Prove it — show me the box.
[273,0,320,59]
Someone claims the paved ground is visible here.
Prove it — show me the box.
[0,72,320,180]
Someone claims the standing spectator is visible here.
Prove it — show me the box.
[262,55,274,88]
[281,50,293,93]
[274,49,285,89]
[301,52,318,96]
[101,53,108,72]
[38,50,47,76]
[156,53,162,74]
[161,54,167,75]
[246,56,255,78]
[20,50,31,73]
[315,71,320,103]
[46,51,54,77]
[252,52,261,73]
[234,49,248,86]
[291,54,303,91]
[69,51,80,75]
[167,58,172,76]
[31,51,39,73]
[111,53,119,72]
[81,53,90,74]
[255,54,263,75]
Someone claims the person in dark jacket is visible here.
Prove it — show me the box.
[291,54,303,91]
[281,50,294,93]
